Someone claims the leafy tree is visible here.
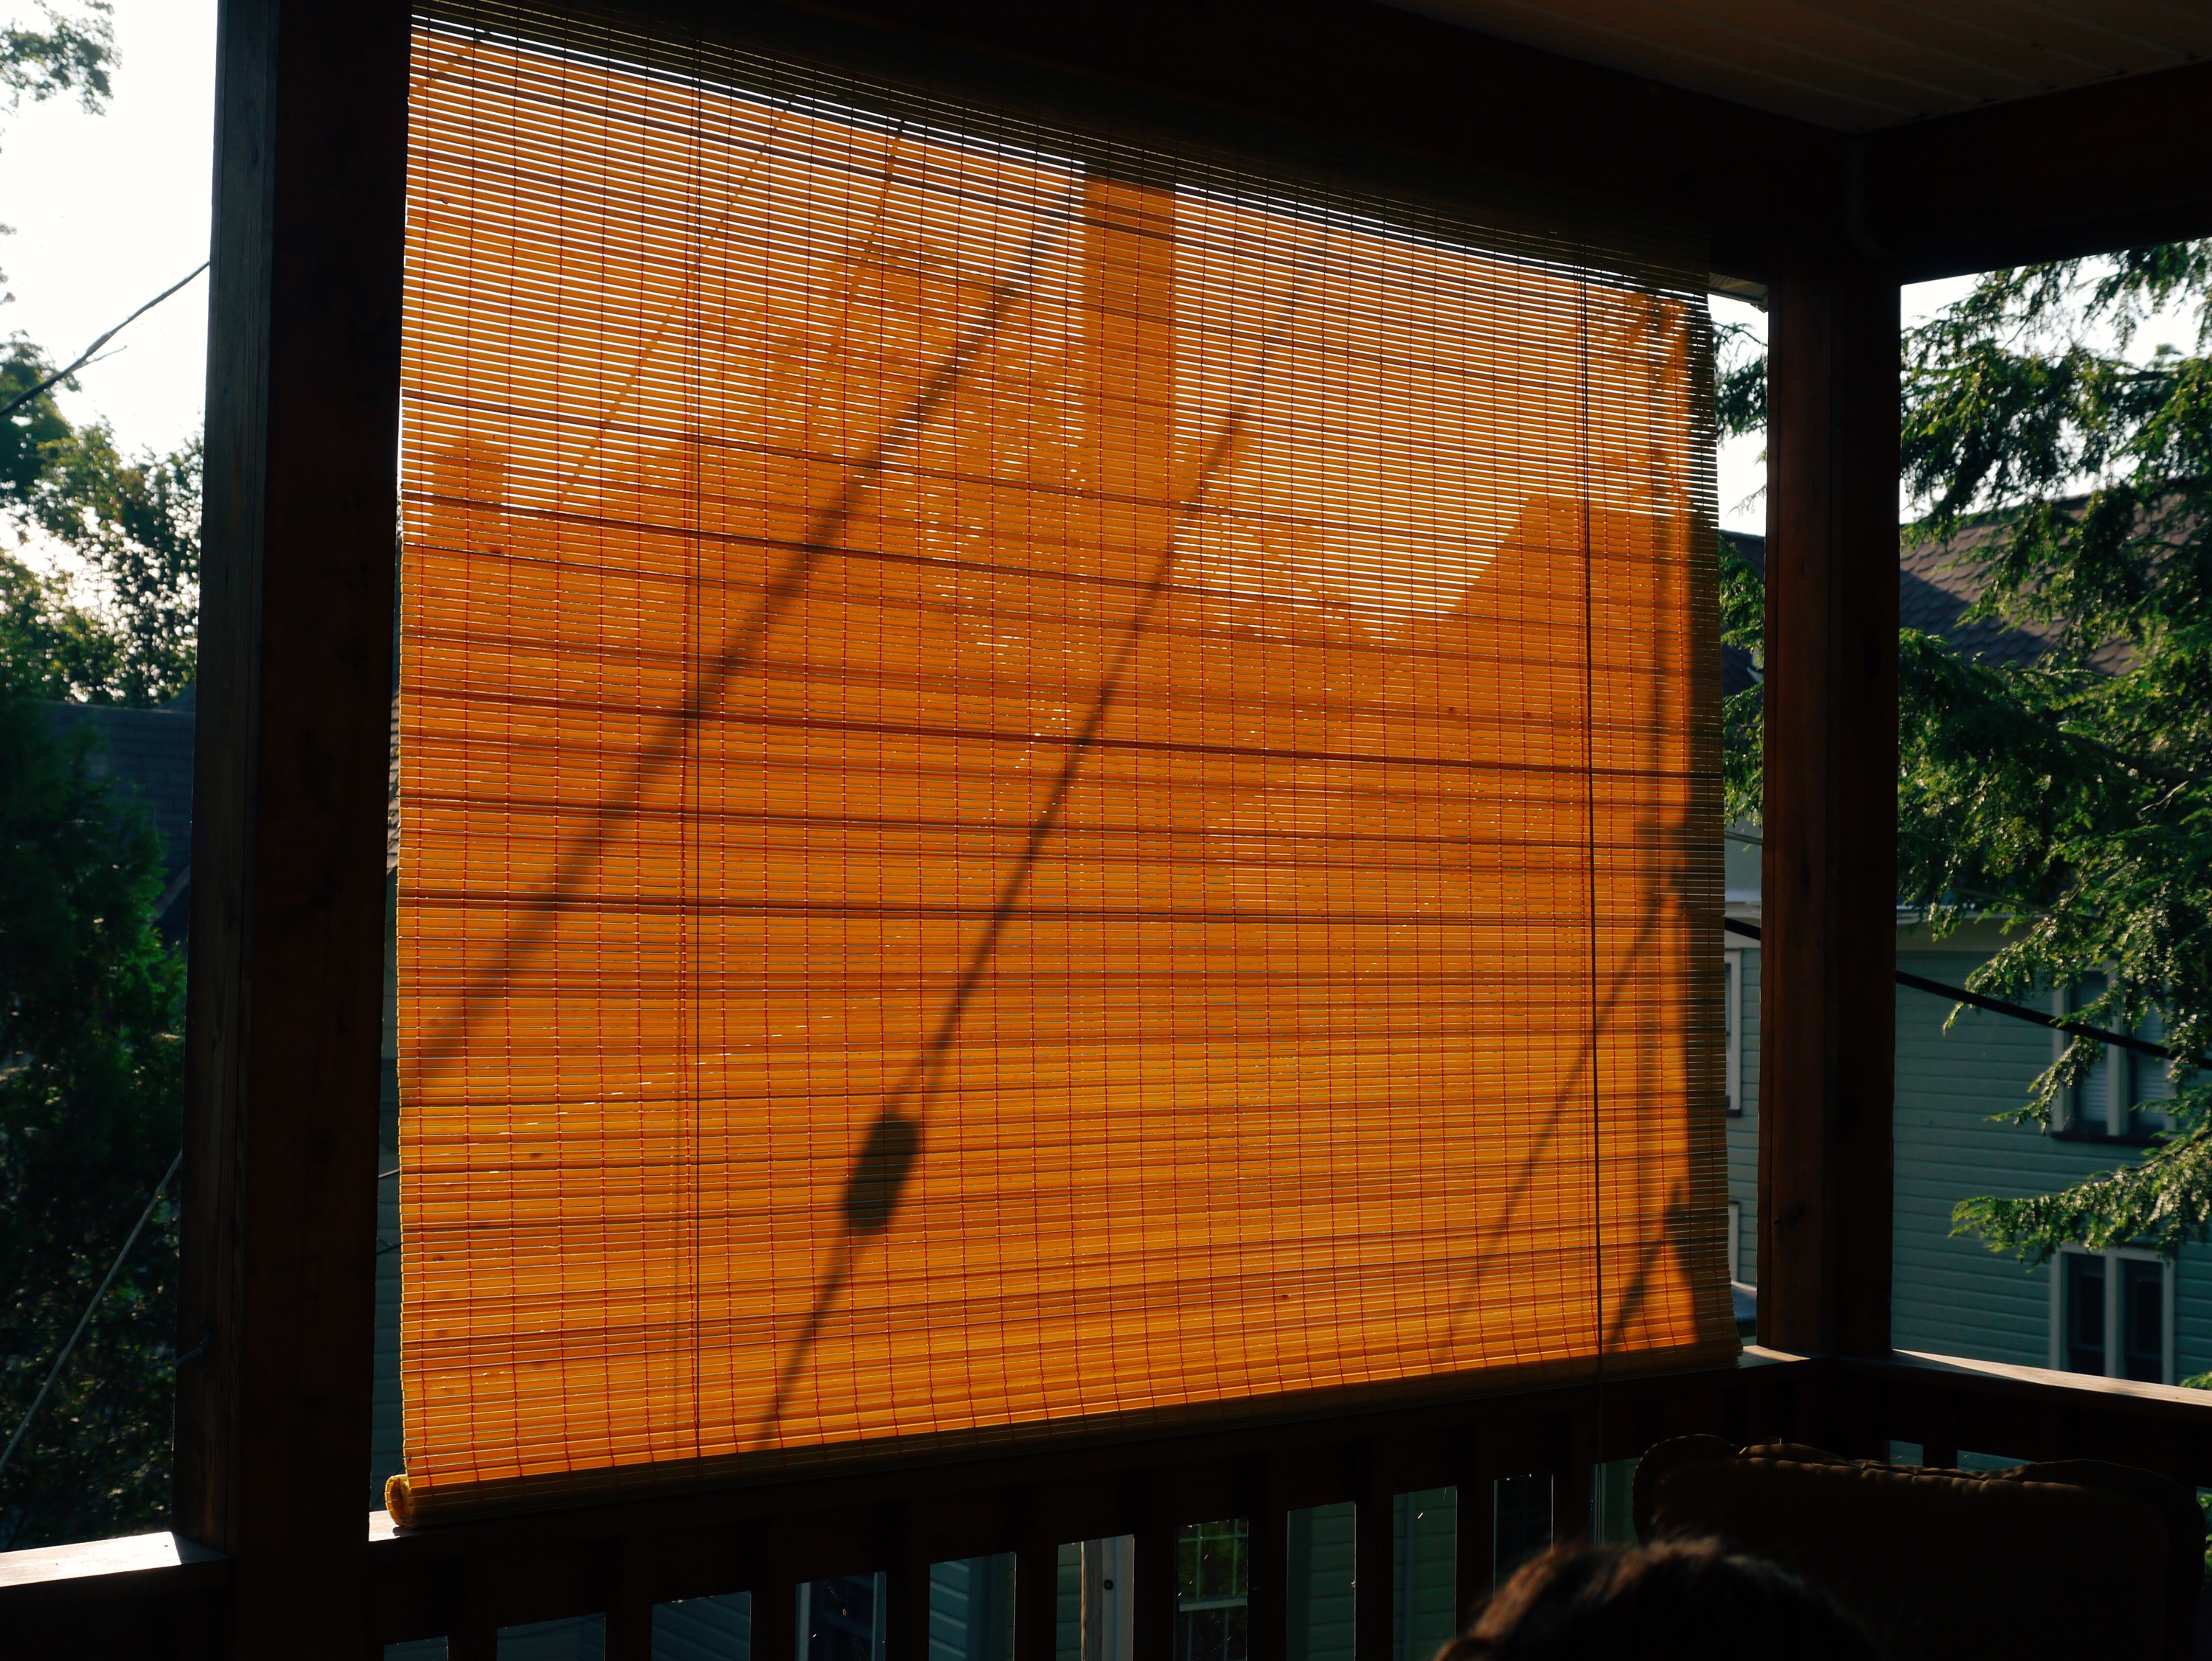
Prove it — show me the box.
[0,0,192,1550]
[0,668,182,1548]
[0,5,198,707]
[0,1,111,122]
[22,423,200,703]
[1718,245,2212,1264]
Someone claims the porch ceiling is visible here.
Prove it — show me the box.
[1387,0,2212,132]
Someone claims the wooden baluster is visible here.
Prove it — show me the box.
[605,1536,652,1661]
[1016,1528,1060,1661]
[1133,1511,1176,1661]
[885,1545,931,1661]
[1245,1502,1284,1661]
[757,1575,800,1661]
[1451,1434,1493,1628]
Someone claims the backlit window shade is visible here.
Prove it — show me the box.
[391,7,1732,1526]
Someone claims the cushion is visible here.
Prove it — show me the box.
[1633,1435,2203,1661]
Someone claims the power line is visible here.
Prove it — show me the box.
[0,1149,184,1483]
[1720,917,2206,1068]
[0,262,209,425]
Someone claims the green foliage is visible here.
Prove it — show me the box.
[0,2,111,121]
[0,672,183,1548]
[25,425,199,703]
[1715,315,1766,444]
[1719,246,2212,1265]
[1717,537,1764,826]
[1,339,200,704]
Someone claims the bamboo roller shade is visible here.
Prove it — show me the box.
[390,8,1734,1527]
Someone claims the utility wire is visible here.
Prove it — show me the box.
[0,262,209,425]
[1721,917,2208,1068]
[0,1149,184,1483]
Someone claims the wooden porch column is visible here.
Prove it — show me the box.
[175,2,408,1657]
[1756,251,1901,1358]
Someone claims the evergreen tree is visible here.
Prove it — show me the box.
[0,668,182,1547]
[1719,244,2212,1264]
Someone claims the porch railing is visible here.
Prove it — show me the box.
[10,1347,2211,1657]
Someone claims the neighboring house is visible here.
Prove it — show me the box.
[1719,523,2212,1398]
[44,686,196,941]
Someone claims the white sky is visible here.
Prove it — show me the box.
[0,1,2197,554]
[0,0,217,462]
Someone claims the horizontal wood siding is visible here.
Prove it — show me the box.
[1733,939,2212,1381]
[655,1592,754,1661]
[1390,1488,1459,1661]
[1284,1504,1354,1661]
[1725,948,1761,1287]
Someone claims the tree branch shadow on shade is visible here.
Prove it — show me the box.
[413,199,1078,1076]
[748,253,1321,1445]
[748,407,1255,1446]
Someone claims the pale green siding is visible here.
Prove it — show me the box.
[1286,1503,1354,1661]
[1053,1544,1080,1661]
[1733,931,2212,1379]
[930,1558,1013,1661]
[655,1592,752,1660]
[1724,947,1761,1288]
[1390,1488,1458,1661]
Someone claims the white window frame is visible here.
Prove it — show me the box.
[1723,948,1743,1116]
[2048,1244,2175,1384]
[2051,975,2149,1137]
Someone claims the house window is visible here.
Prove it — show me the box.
[1726,1199,1742,1285]
[2051,975,2162,1140]
[1724,950,1744,1115]
[1175,1520,1249,1661]
[2052,1247,2172,1383]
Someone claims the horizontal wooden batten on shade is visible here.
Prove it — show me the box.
[389,1,1733,1527]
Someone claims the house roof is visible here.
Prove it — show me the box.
[1718,515,2090,698]
[46,692,195,936]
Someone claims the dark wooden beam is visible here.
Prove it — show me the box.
[1758,250,1899,1359]
[672,0,1850,256]
[1862,58,2212,282]
[176,0,408,1656]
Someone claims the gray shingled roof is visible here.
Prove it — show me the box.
[45,693,195,936]
[1719,516,2068,698]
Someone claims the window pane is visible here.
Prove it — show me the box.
[1493,1474,1553,1581]
[2064,1254,2106,1375]
[1176,1520,1248,1661]
[804,1575,884,1661]
[655,1592,753,1661]
[2122,1258,2165,1382]
[1285,1503,1354,1661]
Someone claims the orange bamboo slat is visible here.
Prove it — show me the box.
[389,9,1733,1527]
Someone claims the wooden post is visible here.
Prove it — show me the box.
[1757,250,1901,1359]
[175,1,408,1657]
